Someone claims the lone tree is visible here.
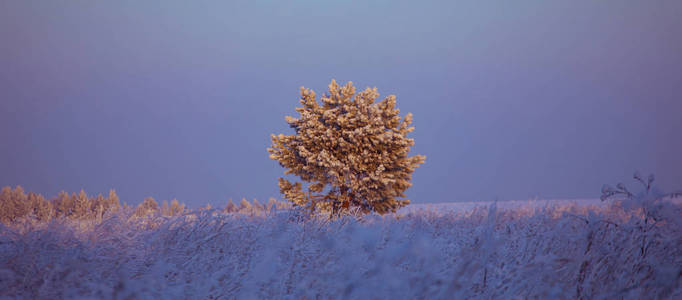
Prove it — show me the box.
[268,80,425,216]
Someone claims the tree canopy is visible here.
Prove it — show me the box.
[269,80,425,215]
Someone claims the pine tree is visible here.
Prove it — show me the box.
[161,200,170,216]
[107,189,121,212]
[53,191,73,218]
[161,199,186,216]
[269,80,425,216]
[28,192,54,221]
[169,198,185,216]
[1,187,54,223]
[94,194,106,219]
[0,186,30,222]
[33,192,53,221]
[135,197,159,217]
[73,189,92,219]
[224,198,237,213]
[252,199,264,211]
[266,197,279,211]
[13,186,30,220]
[0,186,13,223]
[239,198,252,212]
[69,192,79,218]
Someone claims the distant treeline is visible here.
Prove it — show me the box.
[0,186,290,225]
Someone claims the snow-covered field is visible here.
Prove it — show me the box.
[401,198,608,214]
[1,198,680,299]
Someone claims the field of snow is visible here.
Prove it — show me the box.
[400,198,608,214]
[1,198,680,299]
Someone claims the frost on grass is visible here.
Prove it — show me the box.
[1,190,680,299]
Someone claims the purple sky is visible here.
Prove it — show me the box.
[2,1,681,207]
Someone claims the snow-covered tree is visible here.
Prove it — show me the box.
[162,199,185,216]
[135,197,159,217]
[28,192,53,221]
[224,198,237,213]
[269,80,425,216]
[239,198,252,212]
[73,189,92,219]
[107,189,121,212]
[0,186,29,223]
[52,191,73,218]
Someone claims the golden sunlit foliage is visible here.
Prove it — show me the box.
[0,186,121,224]
[0,186,290,224]
[161,199,186,217]
[269,80,425,216]
[135,196,159,217]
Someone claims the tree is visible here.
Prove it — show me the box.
[135,197,159,217]
[0,186,14,223]
[1,187,54,223]
[93,193,106,220]
[73,189,92,219]
[29,192,54,222]
[266,197,284,211]
[224,198,237,213]
[268,80,425,216]
[239,198,252,212]
[53,191,73,218]
[107,189,121,212]
[252,199,264,211]
[162,199,185,216]
[0,186,30,222]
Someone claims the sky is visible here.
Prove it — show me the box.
[1,1,681,207]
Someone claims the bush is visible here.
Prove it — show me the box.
[1,196,680,299]
[269,80,425,216]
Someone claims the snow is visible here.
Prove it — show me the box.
[400,198,608,214]
[1,198,680,299]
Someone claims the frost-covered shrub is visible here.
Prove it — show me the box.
[269,80,425,216]
[1,195,680,299]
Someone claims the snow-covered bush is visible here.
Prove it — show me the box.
[1,192,680,299]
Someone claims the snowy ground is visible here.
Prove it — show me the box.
[1,198,680,299]
[400,198,608,214]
